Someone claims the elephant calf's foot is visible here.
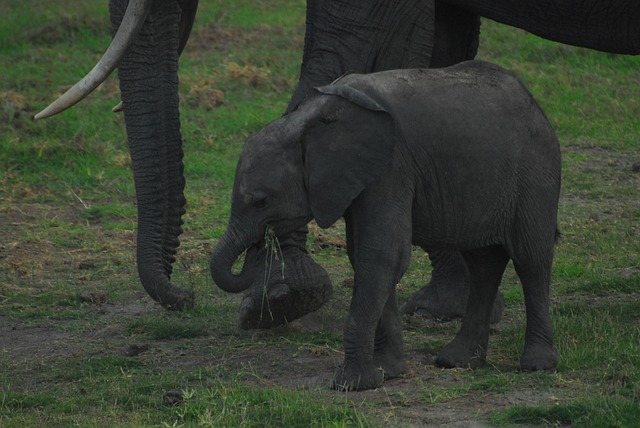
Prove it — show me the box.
[400,282,505,324]
[332,363,384,391]
[436,336,487,369]
[520,342,558,371]
[239,247,332,330]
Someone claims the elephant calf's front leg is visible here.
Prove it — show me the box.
[373,288,408,379]
[333,281,402,391]
[333,287,408,390]
[333,213,411,391]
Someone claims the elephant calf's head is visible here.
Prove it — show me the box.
[212,83,396,294]
[232,118,313,240]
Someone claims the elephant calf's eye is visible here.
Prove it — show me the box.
[251,191,268,209]
[252,198,267,209]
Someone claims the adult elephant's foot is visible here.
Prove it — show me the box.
[399,249,505,324]
[332,362,384,391]
[238,228,332,330]
[374,353,408,380]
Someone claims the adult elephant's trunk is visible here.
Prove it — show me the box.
[210,225,256,294]
[109,0,193,309]
[36,0,199,309]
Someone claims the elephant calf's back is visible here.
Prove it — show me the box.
[380,62,562,249]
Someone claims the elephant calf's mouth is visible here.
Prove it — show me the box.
[228,235,283,280]
[267,216,313,239]
[262,226,286,281]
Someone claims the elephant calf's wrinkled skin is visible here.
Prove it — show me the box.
[211,60,561,391]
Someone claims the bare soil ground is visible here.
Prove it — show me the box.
[1,201,579,427]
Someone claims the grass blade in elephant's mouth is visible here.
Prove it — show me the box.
[260,226,285,322]
[230,249,247,275]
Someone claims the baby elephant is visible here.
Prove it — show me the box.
[211,60,561,391]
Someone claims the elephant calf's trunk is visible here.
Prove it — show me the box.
[210,230,254,294]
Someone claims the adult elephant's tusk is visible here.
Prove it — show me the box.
[112,101,123,113]
[34,0,153,120]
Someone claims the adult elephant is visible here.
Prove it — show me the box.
[37,0,639,328]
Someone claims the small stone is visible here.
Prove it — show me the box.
[125,344,150,357]
[163,389,184,406]
[77,260,96,270]
[340,277,355,288]
[79,291,107,304]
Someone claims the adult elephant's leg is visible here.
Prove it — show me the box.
[110,0,194,309]
[399,250,505,323]
[429,1,480,67]
[238,228,332,330]
[399,250,468,320]
[238,0,437,329]
[436,247,509,368]
[399,4,504,323]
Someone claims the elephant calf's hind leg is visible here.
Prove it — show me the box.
[513,262,558,371]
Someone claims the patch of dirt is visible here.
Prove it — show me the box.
[1,90,27,115]
[224,62,271,88]
[0,202,586,426]
[0,203,135,281]
[185,80,226,110]
[1,204,72,278]
[181,61,275,109]
[563,144,640,174]
[0,308,573,426]
[180,23,300,99]
[25,14,108,46]
[309,220,347,250]
[185,23,303,57]
[1,90,33,129]
[0,315,78,361]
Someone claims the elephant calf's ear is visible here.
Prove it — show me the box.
[303,99,395,228]
[315,84,386,113]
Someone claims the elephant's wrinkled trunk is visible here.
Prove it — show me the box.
[110,0,193,309]
[210,226,255,294]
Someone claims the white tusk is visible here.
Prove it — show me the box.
[34,0,153,120]
[112,101,124,113]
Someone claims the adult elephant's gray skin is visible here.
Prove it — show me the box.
[211,61,562,391]
[37,0,639,325]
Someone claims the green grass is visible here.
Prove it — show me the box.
[491,398,640,427]
[478,21,640,150]
[2,363,367,427]
[163,384,367,427]
[2,1,640,426]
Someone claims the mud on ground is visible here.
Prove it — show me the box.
[1,201,581,427]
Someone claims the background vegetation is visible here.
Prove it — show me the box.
[1,0,639,426]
